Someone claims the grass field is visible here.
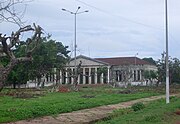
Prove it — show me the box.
[96,96,180,124]
[0,85,179,123]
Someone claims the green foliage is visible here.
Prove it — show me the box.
[28,37,70,80]
[0,56,9,67]
[143,70,157,80]
[169,58,180,84]
[0,87,159,123]
[157,57,180,84]
[142,57,156,65]
[6,36,70,85]
[97,67,108,74]
[6,63,29,87]
[131,102,145,112]
[144,114,161,122]
[97,97,180,124]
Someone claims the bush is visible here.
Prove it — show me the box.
[131,102,145,112]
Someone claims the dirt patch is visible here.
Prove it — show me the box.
[81,95,96,98]
[58,86,70,93]
[0,88,46,99]
[175,109,180,115]
[117,89,136,94]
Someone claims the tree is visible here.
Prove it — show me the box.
[0,0,29,26]
[143,70,158,85]
[169,58,180,84]
[142,57,156,65]
[6,63,29,89]
[0,23,42,91]
[5,36,70,89]
[27,37,70,88]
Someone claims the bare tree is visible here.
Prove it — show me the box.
[0,23,42,91]
[0,0,30,26]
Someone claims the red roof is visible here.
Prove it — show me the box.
[95,57,153,66]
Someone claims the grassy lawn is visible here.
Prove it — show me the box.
[96,96,180,124]
[0,85,162,123]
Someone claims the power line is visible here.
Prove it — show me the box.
[75,0,164,30]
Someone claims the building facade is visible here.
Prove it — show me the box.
[26,55,157,87]
[59,55,157,85]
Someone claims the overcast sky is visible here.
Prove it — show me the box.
[1,0,180,60]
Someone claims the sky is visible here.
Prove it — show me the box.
[1,0,180,60]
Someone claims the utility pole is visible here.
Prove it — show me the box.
[62,7,88,85]
[165,0,170,104]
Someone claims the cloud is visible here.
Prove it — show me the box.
[1,0,180,60]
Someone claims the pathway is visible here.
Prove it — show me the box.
[6,94,179,124]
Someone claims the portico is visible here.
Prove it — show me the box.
[56,55,109,84]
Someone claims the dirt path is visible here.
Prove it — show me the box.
[5,94,179,124]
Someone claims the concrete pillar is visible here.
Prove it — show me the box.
[83,68,86,84]
[132,69,134,81]
[65,69,68,84]
[89,68,91,84]
[60,70,62,84]
[54,68,57,83]
[107,66,110,84]
[48,75,51,83]
[78,68,80,84]
[101,73,104,84]
[44,75,47,84]
[71,68,74,84]
[95,68,98,84]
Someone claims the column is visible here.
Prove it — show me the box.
[95,68,98,84]
[107,66,110,84]
[140,70,142,81]
[101,73,104,84]
[44,75,47,84]
[132,69,134,82]
[60,70,62,84]
[89,68,92,84]
[83,68,86,84]
[65,69,68,84]
[54,68,57,84]
[77,68,80,84]
[71,68,74,84]
[48,75,51,83]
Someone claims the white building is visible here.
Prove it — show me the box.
[60,55,157,85]
[27,55,157,87]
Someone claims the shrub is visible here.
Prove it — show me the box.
[131,102,145,112]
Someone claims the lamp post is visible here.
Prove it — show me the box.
[134,53,138,81]
[134,53,138,66]
[165,0,169,104]
[62,7,88,78]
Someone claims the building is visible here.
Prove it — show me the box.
[26,55,157,87]
[60,55,157,85]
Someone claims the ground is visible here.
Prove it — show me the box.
[0,84,180,124]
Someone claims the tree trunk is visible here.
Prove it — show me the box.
[13,82,16,89]
[0,58,32,91]
[0,81,4,92]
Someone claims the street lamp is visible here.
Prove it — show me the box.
[134,53,138,66]
[165,0,169,104]
[134,53,138,81]
[62,6,88,77]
